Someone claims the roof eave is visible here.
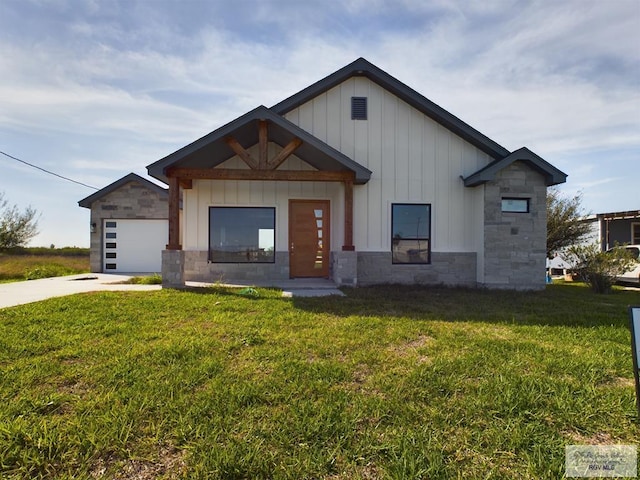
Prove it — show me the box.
[146,106,372,184]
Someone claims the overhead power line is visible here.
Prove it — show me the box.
[0,150,99,190]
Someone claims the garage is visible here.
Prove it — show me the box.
[103,219,168,273]
[78,173,169,273]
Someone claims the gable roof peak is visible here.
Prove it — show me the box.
[272,58,511,160]
[463,146,567,187]
[78,172,167,208]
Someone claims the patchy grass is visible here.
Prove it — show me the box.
[121,273,163,285]
[0,283,638,479]
[0,254,89,282]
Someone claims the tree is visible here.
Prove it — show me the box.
[0,192,39,249]
[546,188,591,258]
[562,243,635,293]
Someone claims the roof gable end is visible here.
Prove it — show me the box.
[463,147,568,187]
[272,57,511,159]
[78,172,167,208]
[146,105,372,184]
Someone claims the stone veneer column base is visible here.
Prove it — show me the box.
[162,250,185,288]
[332,251,357,286]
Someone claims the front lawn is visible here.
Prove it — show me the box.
[0,284,638,479]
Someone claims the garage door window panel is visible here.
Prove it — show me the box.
[209,207,275,263]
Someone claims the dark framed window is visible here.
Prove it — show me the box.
[106,252,116,259]
[209,207,275,263]
[392,204,431,264]
[501,198,529,213]
[105,263,117,270]
[105,242,116,249]
[351,97,367,120]
[105,221,117,228]
[105,232,117,239]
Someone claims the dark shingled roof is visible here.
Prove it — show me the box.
[78,172,167,208]
[145,58,566,189]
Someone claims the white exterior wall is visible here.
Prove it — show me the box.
[283,77,490,258]
[181,77,493,282]
[182,145,342,253]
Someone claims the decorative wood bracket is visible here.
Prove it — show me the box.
[223,120,303,171]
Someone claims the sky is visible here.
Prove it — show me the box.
[0,0,638,248]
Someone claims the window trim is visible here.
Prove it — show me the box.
[391,203,431,265]
[208,206,276,264]
[501,197,530,213]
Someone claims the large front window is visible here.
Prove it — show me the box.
[209,207,275,263]
[392,203,431,264]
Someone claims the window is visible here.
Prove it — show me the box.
[633,223,640,244]
[351,97,367,120]
[501,198,529,213]
[209,207,275,263]
[106,252,116,259]
[105,221,117,228]
[105,232,117,239]
[392,204,431,264]
[105,263,117,270]
[105,242,116,249]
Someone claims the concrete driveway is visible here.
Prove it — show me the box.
[0,274,161,309]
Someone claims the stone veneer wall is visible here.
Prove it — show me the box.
[88,182,168,272]
[331,251,357,286]
[184,251,290,283]
[357,252,477,286]
[482,161,547,290]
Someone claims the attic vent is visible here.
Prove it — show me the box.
[351,97,367,120]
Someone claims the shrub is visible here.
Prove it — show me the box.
[126,273,163,285]
[562,243,635,293]
[24,265,74,280]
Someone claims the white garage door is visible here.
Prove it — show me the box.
[103,219,168,273]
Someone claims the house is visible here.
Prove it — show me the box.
[85,58,568,289]
[78,173,168,273]
[592,210,640,250]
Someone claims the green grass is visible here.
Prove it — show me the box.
[0,254,89,282]
[0,283,638,479]
[121,273,163,285]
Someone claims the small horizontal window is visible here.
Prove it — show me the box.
[502,198,530,213]
[105,232,117,239]
[351,97,367,120]
[106,252,116,259]
[105,221,117,228]
[105,263,117,270]
[105,242,116,249]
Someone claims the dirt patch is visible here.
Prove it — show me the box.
[388,334,434,363]
[90,444,187,479]
[563,431,617,445]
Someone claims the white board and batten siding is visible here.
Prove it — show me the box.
[182,76,493,272]
[103,219,168,273]
[284,76,491,255]
[181,152,342,252]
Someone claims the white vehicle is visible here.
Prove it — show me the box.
[614,245,640,285]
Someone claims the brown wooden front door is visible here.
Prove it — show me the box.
[289,200,330,278]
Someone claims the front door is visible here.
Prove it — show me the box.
[289,200,330,278]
